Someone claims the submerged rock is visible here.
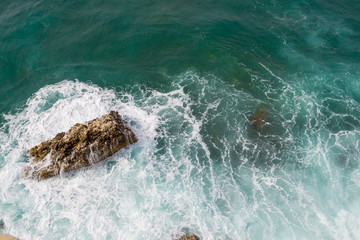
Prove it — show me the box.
[251,108,267,130]
[25,111,137,180]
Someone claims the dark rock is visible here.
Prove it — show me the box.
[25,111,138,180]
[178,234,200,240]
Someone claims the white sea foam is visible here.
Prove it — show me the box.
[0,73,360,239]
[0,77,225,239]
[0,80,158,239]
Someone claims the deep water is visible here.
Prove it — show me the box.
[0,0,360,239]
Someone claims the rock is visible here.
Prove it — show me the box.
[251,108,267,130]
[25,111,137,180]
[0,234,18,240]
[178,234,200,240]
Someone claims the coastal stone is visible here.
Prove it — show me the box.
[178,234,200,240]
[0,234,18,240]
[25,111,137,180]
[251,108,267,130]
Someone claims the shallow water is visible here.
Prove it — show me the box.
[0,0,360,239]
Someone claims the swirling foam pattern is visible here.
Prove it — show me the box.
[0,71,360,239]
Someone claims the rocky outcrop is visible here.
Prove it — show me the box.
[25,111,137,180]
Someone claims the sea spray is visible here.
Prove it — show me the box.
[0,72,359,239]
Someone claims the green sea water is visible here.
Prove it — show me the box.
[0,0,360,239]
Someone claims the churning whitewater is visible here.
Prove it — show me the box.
[0,72,359,239]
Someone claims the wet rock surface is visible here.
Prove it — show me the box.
[25,111,137,180]
[178,234,200,240]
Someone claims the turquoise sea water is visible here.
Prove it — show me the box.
[1,0,360,239]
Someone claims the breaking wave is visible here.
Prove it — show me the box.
[0,71,360,239]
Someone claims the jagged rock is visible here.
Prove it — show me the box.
[25,111,137,180]
[178,234,200,240]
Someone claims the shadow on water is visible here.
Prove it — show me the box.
[0,218,4,230]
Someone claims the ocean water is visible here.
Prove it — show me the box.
[0,0,360,239]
